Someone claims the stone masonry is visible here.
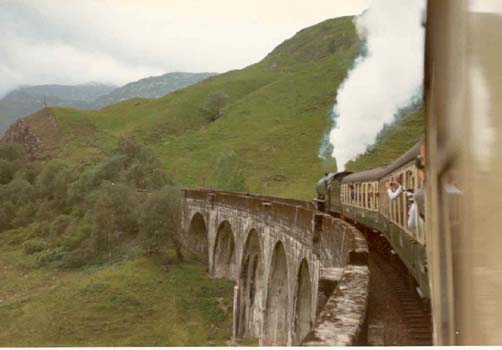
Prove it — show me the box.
[179,189,369,346]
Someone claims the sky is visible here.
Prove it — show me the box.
[0,0,369,97]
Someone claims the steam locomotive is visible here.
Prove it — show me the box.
[315,142,429,299]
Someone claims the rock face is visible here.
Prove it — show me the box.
[1,108,59,160]
[2,119,45,160]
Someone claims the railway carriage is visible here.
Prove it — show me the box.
[317,0,502,344]
[317,142,429,299]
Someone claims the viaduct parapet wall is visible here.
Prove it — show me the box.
[180,189,369,346]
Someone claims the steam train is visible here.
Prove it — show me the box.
[315,142,430,299]
[315,0,502,345]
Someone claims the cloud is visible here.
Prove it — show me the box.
[327,0,426,170]
[0,0,369,96]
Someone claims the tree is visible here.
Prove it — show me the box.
[138,185,183,261]
[0,143,26,162]
[92,182,138,259]
[203,91,229,122]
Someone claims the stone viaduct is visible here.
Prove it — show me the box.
[179,189,370,346]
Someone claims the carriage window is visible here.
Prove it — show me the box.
[366,184,373,209]
[362,184,368,208]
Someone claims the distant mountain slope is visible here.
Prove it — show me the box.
[3,16,362,199]
[0,73,216,136]
[0,84,115,135]
[93,72,217,108]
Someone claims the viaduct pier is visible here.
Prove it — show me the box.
[179,189,370,346]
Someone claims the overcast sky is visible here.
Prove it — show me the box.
[0,0,369,97]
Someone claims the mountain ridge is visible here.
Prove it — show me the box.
[0,72,216,136]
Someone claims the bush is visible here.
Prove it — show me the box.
[0,143,26,162]
[117,136,154,164]
[3,177,36,204]
[12,203,36,228]
[203,91,229,122]
[50,215,73,237]
[89,155,126,187]
[0,159,15,185]
[35,248,64,266]
[91,182,140,259]
[138,186,182,259]
[61,220,92,252]
[28,221,51,239]
[36,162,66,198]
[23,238,49,255]
[59,247,92,268]
[0,201,16,232]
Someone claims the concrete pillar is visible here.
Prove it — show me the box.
[232,284,240,342]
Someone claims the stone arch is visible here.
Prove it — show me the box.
[263,241,290,346]
[187,212,208,262]
[212,220,236,279]
[237,229,264,339]
[293,259,313,345]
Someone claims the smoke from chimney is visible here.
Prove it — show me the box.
[326,0,426,170]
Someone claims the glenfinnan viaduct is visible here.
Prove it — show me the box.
[179,189,370,346]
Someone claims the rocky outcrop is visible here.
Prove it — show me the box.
[1,108,59,160]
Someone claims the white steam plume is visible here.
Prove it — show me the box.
[328,0,426,170]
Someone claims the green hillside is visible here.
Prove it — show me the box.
[345,107,424,172]
[24,16,361,200]
[0,244,234,346]
[0,16,362,347]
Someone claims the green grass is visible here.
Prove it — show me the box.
[0,14,428,347]
[345,108,424,171]
[26,16,361,200]
[0,246,234,346]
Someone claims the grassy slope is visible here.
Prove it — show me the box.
[345,108,424,172]
[34,16,361,199]
[0,17,360,346]
[0,234,234,346]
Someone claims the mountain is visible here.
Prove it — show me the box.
[92,72,217,108]
[0,16,366,346]
[0,83,116,136]
[0,73,217,136]
[2,16,361,201]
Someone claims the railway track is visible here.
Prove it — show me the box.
[365,229,433,346]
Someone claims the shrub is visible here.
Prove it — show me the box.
[3,177,36,204]
[0,159,15,185]
[117,136,154,164]
[35,248,64,266]
[23,238,49,255]
[28,221,51,239]
[0,143,26,162]
[12,203,36,228]
[89,155,126,187]
[36,162,66,198]
[91,182,140,259]
[50,215,73,237]
[59,247,92,268]
[138,185,182,259]
[61,220,92,252]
